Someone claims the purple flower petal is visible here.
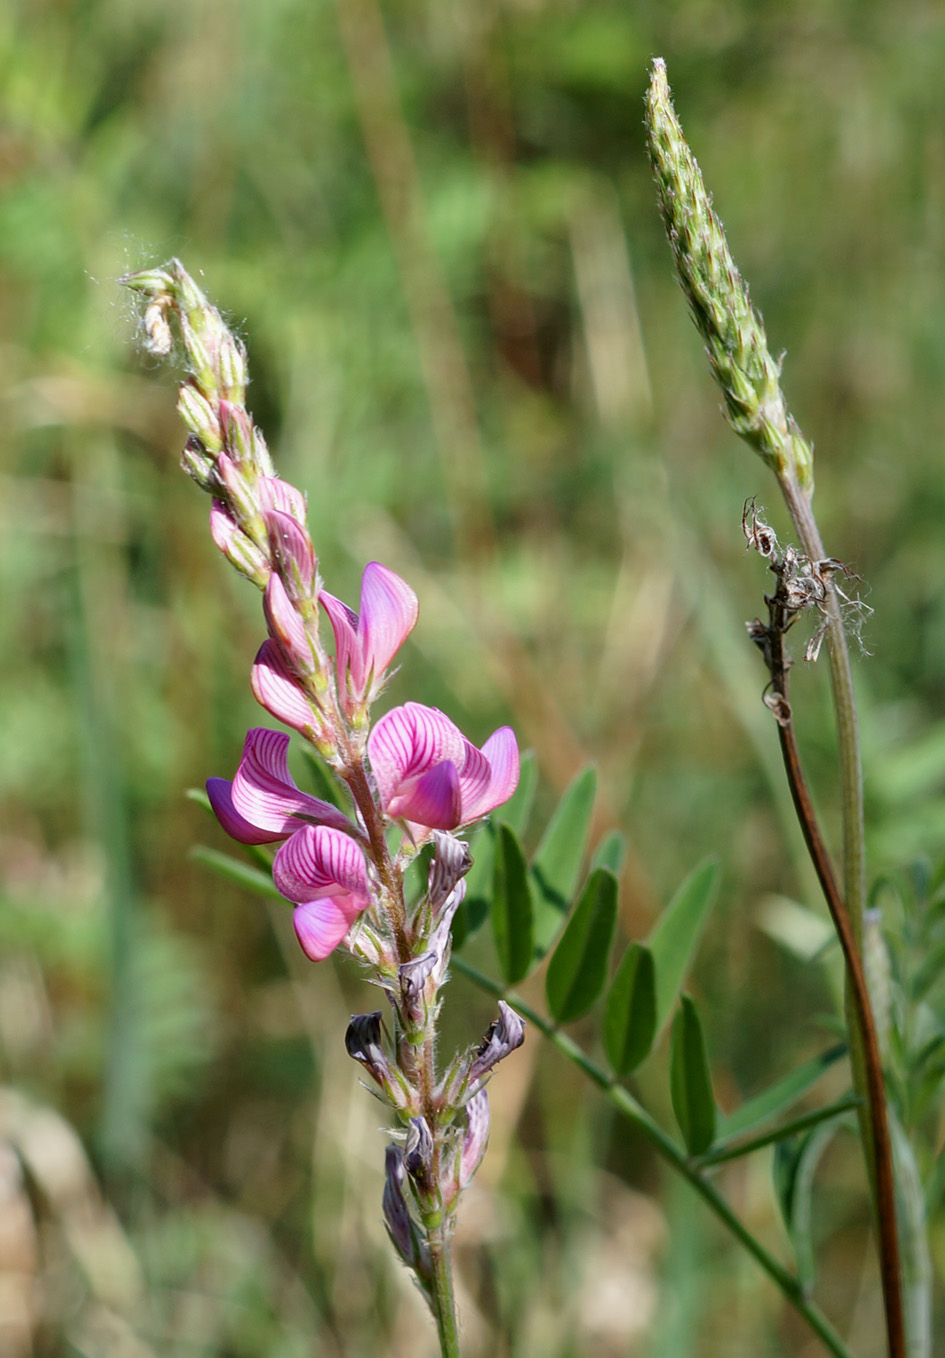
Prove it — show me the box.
[462,727,520,822]
[230,728,351,835]
[251,640,321,737]
[258,476,307,525]
[206,777,286,845]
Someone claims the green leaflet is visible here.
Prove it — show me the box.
[773,1123,838,1290]
[490,822,535,985]
[591,829,627,876]
[715,1044,847,1145]
[545,867,618,1023]
[603,941,657,1076]
[190,845,283,900]
[648,858,719,1038]
[670,996,716,1155]
[531,766,597,956]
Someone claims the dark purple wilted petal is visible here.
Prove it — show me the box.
[428,833,473,911]
[469,1001,526,1084]
[404,1116,434,1182]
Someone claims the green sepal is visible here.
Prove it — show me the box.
[648,858,719,1038]
[670,995,716,1155]
[545,867,618,1023]
[531,766,597,955]
[603,941,657,1076]
[491,822,535,985]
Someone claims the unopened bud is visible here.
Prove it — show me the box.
[178,382,223,453]
[180,435,216,490]
[399,952,436,1025]
[219,400,254,463]
[382,1146,431,1280]
[218,331,247,404]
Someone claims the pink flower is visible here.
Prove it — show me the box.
[273,824,371,960]
[320,563,418,718]
[206,727,352,844]
[367,702,519,836]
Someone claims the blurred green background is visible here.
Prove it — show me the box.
[2,0,945,1353]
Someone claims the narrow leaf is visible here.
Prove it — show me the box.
[603,942,657,1076]
[491,822,535,985]
[531,766,597,954]
[773,1124,837,1289]
[591,830,627,876]
[649,859,719,1037]
[190,845,283,900]
[545,867,618,1023]
[715,1044,847,1144]
[670,996,716,1155]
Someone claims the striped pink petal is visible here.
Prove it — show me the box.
[258,476,307,525]
[367,703,466,813]
[358,563,418,685]
[273,825,371,960]
[461,727,520,822]
[251,640,321,737]
[229,728,351,835]
[292,898,358,961]
[206,777,285,845]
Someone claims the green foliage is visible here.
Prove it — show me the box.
[603,941,657,1076]
[545,866,618,1022]
[530,766,597,955]
[670,995,717,1156]
[648,859,720,1038]
[490,822,535,986]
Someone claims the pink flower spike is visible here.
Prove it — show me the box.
[258,476,307,526]
[251,640,321,738]
[206,777,285,845]
[273,825,371,960]
[228,728,352,836]
[461,727,520,822]
[264,507,316,599]
[321,562,418,711]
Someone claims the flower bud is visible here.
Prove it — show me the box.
[469,1001,526,1085]
[404,1116,434,1186]
[459,1088,490,1189]
[219,400,255,463]
[218,330,247,404]
[399,952,437,1026]
[178,382,223,453]
[180,435,216,490]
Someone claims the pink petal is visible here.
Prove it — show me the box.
[320,590,360,690]
[462,727,520,822]
[456,741,491,821]
[359,562,418,683]
[264,508,316,597]
[391,760,462,829]
[206,777,286,845]
[251,640,321,737]
[231,728,351,834]
[273,825,370,903]
[209,499,240,554]
[264,572,312,670]
[259,476,307,526]
[368,703,465,811]
[293,898,357,961]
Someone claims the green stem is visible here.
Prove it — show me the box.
[698,1094,862,1166]
[429,1229,461,1358]
[453,958,854,1358]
